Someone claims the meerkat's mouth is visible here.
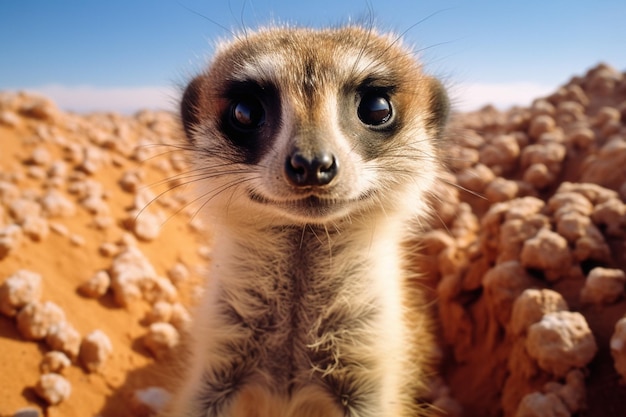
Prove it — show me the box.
[247,189,374,219]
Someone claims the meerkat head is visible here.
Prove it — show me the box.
[181,25,448,226]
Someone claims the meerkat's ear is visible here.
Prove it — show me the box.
[180,75,207,142]
[425,77,450,138]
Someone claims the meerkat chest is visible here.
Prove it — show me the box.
[214,228,390,382]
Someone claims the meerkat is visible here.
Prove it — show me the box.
[163,24,449,417]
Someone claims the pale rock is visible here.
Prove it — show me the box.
[509,289,569,336]
[8,198,42,224]
[479,134,520,175]
[16,301,66,340]
[572,224,611,263]
[110,246,158,306]
[520,229,572,281]
[69,234,85,247]
[141,276,178,304]
[543,370,587,413]
[0,224,24,252]
[46,321,82,359]
[48,222,68,236]
[483,261,534,327]
[40,351,71,374]
[523,163,554,189]
[485,177,519,202]
[565,126,595,149]
[29,146,52,167]
[526,311,597,377]
[34,373,71,405]
[20,96,59,121]
[448,145,479,170]
[528,115,556,140]
[130,209,163,241]
[456,163,495,193]
[521,143,566,172]
[40,190,76,218]
[556,212,590,242]
[170,303,192,331]
[556,182,617,205]
[78,270,111,298]
[98,242,120,257]
[0,110,21,127]
[145,301,173,324]
[581,140,626,191]
[80,329,113,372]
[79,145,107,174]
[80,194,110,215]
[0,269,43,317]
[610,316,626,380]
[592,106,621,127]
[580,267,626,305]
[592,198,626,236]
[144,322,180,360]
[167,262,190,287]
[504,196,545,221]
[497,215,549,263]
[119,169,144,193]
[515,392,570,417]
[21,215,50,241]
[26,166,46,180]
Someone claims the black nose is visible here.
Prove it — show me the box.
[285,150,338,186]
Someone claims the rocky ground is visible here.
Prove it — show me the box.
[0,63,625,417]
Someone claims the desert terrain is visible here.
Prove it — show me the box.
[0,63,625,417]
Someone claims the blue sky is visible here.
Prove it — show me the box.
[1,0,625,113]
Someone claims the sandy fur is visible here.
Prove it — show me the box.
[163,24,448,417]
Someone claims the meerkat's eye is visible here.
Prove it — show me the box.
[357,93,392,126]
[230,97,265,130]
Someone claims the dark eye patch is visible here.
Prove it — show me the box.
[219,80,280,164]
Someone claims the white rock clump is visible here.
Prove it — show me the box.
[580,267,626,305]
[167,262,189,287]
[79,329,113,372]
[34,373,71,405]
[143,322,180,360]
[592,197,626,236]
[40,351,71,374]
[525,311,597,377]
[40,189,76,218]
[145,301,173,324]
[0,224,23,258]
[610,316,626,380]
[16,301,66,340]
[110,246,158,306]
[129,209,163,241]
[46,321,82,359]
[542,369,587,414]
[21,215,50,242]
[170,302,192,331]
[515,392,570,417]
[78,270,111,298]
[520,229,572,281]
[509,289,569,336]
[0,269,43,316]
[8,198,42,224]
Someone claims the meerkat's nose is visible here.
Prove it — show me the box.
[285,149,338,187]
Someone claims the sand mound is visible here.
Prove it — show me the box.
[0,63,625,417]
